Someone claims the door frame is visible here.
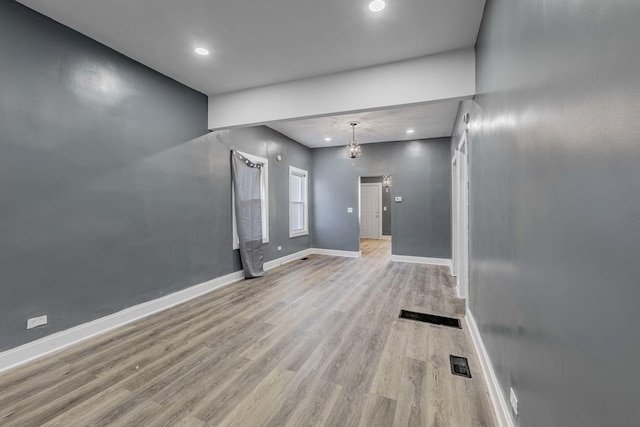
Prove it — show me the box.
[359,182,383,239]
[452,154,459,276]
[452,131,469,302]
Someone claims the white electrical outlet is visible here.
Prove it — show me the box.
[347,207,353,213]
[510,387,519,416]
[394,196,403,202]
[27,315,48,330]
[277,246,282,251]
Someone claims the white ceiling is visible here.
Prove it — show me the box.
[17,0,486,95]
[268,101,460,148]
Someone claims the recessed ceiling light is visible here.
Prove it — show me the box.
[406,129,415,134]
[194,47,210,56]
[324,137,332,142]
[369,0,386,13]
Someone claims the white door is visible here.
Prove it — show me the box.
[360,183,381,239]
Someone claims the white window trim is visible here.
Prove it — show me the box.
[289,165,309,238]
[232,151,269,249]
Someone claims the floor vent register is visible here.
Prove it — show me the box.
[449,355,472,378]
[398,310,462,329]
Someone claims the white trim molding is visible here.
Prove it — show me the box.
[467,310,515,427]
[390,254,453,270]
[312,248,361,258]
[0,247,366,373]
[264,248,313,271]
[0,270,245,374]
[289,165,309,238]
[266,247,361,271]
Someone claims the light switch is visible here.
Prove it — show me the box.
[347,207,353,213]
[383,206,387,211]
[394,196,403,202]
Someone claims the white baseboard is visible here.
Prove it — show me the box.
[0,247,366,374]
[312,248,361,258]
[467,310,515,427]
[265,247,361,269]
[264,248,313,271]
[390,254,452,269]
[0,270,245,374]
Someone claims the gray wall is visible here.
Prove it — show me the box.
[360,176,392,236]
[467,0,640,425]
[0,1,310,352]
[312,139,451,258]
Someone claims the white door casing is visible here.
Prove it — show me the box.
[452,154,459,277]
[453,132,469,302]
[360,183,382,239]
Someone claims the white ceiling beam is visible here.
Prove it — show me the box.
[208,48,475,130]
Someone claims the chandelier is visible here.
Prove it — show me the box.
[382,175,392,192]
[345,121,362,159]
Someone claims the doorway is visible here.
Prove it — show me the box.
[359,176,392,258]
[452,132,469,302]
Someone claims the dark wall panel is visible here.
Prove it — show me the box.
[312,139,451,258]
[467,0,640,425]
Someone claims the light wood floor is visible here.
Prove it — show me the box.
[0,239,497,426]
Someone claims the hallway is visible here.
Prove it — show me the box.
[360,237,392,259]
[0,240,495,426]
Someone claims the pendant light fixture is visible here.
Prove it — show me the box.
[345,121,362,159]
[382,175,392,192]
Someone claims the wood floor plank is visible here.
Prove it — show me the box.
[404,321,433,362]
[393,357,429,427]
[42,387,134,427]
[105,398,165,426]
[192,329,307,424]
[261,367,328,427]
[281,310,346,373]
[370,318,410,400]
[0,239,497,427]
[1,369,120,426]
[217,368,297,427]
[324,389,367,427]
[0,362,74,411]
[84,345,216,425]
[282,376,342,427]
[425,328,457,426]
[358,393,398,427]
[147,357,252,426]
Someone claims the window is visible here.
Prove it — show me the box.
[232,151,269,249]
[289,166,308,237]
